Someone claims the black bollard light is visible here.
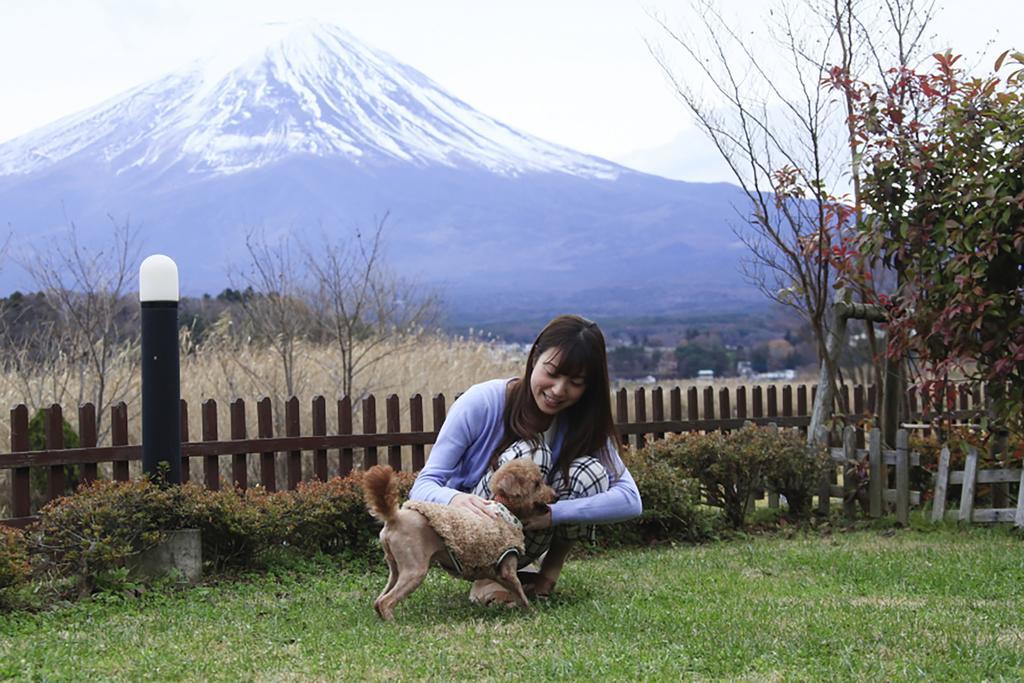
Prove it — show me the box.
[140,255,181,484]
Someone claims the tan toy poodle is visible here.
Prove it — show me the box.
[363,458,555,621]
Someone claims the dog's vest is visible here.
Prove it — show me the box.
[402,500,524,580]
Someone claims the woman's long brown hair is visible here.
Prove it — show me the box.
[492,314,622,481]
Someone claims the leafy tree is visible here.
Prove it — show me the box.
[839,51,1024,440]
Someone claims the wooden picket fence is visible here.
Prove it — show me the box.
[824,426,921,524]
[0,381,987,527]
[931,446,1024,526]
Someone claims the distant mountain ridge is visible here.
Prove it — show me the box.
[0,20,759,321]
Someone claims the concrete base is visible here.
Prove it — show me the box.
[131,529,202,583]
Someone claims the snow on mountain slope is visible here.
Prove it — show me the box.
[0,20,619,180]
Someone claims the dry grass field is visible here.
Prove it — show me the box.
[0,334,523,516]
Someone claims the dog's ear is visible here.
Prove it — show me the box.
[492,472,523,501]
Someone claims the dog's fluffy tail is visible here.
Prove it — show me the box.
[363,465,400,524]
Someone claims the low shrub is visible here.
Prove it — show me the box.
[649,427,766,528]
[169,484,274,571]
[0,526,30,608]
[647,424,827,527]
[611,447,718,545]
[31,480,178,596]
[24,471,418,601]
[756,427,830,519]
[280,471,416,556]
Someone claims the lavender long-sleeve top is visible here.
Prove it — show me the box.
[408,379,643,526]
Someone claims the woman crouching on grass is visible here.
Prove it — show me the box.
[408,314,642,603]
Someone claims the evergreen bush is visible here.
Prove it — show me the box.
[28,408,82,505]
[647,424,828,526]
[24,470,419,602]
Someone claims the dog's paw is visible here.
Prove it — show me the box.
[469,579,517,607]
[518,572,555,599]
[374,599,394,621]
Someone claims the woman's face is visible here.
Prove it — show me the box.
[529,347,587,416]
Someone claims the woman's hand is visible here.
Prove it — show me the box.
[450,493,497,520]
[524,508,552,531]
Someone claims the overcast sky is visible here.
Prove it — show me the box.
[1,0,1019,182]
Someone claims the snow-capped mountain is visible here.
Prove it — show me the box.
[0,20,756,319]
[0,21,617,180]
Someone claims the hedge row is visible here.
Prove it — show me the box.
[1,471,416,608]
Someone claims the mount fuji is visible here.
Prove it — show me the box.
[0,20,757,320]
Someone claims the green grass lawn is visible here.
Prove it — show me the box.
[1,523,1022,681]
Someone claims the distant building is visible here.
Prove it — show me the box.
[754,369,797,381]
[737,361,753,378]
[697,369,715,380]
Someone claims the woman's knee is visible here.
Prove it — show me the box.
[555,456,609,500]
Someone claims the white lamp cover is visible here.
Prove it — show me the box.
[139,255,180,302]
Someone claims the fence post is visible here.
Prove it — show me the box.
[386,394,401,470]
[10,405,30,519]
[652,387,664,441]
[362,395,378,469]
[841,426,856,517]
[258,397,276,491]
[752,386,763,420]
[895,429,909,525]
[202,400,219,490]
[616,388,628,432]
[703,387,715,424]
[931,446,951,523]
[111,403,130,482]
[1014,467,1024,528]
[230,399,248,489]
[687,386,698,423]
[410,395,425,471]
[79,403,98,485]
[338,397,353,476]
[868,428,883,518]
[312,396,327,482]
[432,394,447,436]
[670,387,682,428]
[43,405,66,503]
[634,388,647,450]
[766,386,778,420]
[958,447,979,523]
[286,397,301,489]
